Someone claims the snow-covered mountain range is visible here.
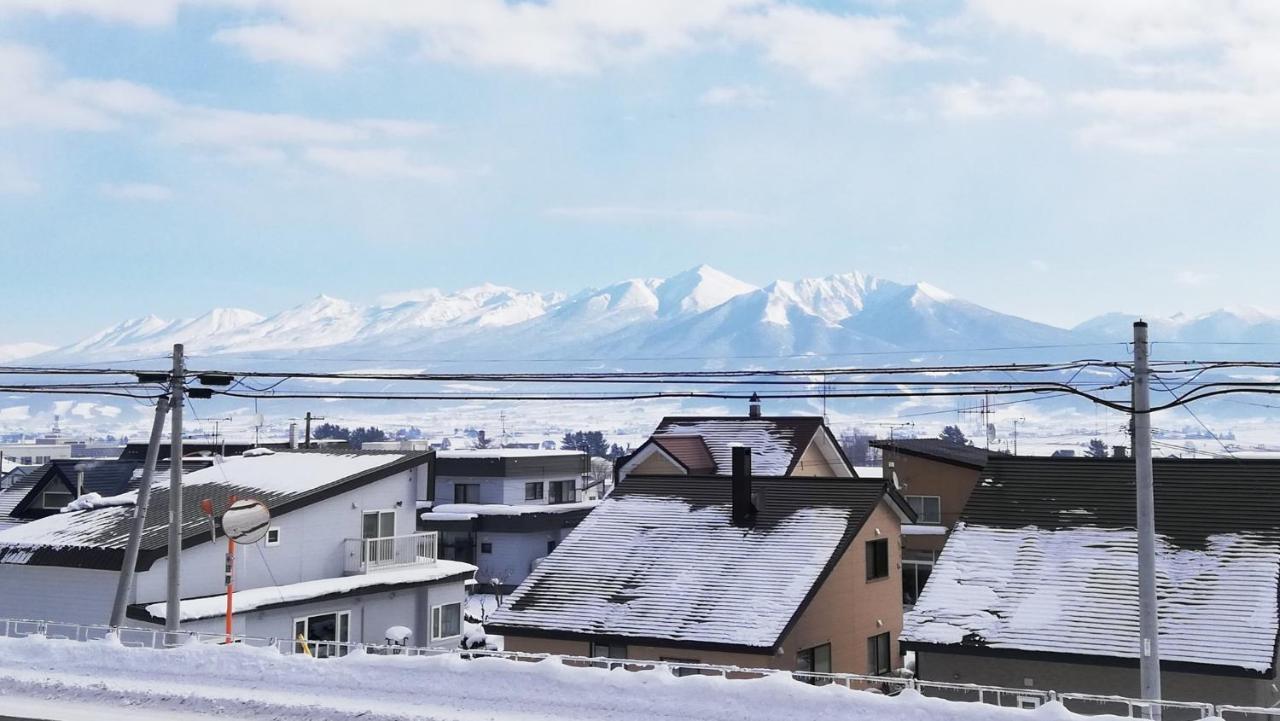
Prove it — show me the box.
[11,265,1280,364]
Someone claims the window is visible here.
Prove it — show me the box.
[546,539,557,555]
[590,642,627,660]
[524,482,544,501]
[454,483,480,504]
[866,538,890,580]
[41,490,73,509]
[294,611,350,659]
[361,510,395,567]
[265,527,281,546]
[796,644,832,685]
[906,495,942,524]
[866,632,891,675]
[431,602,462,639]
[480,541,493,554]
[902,557,934,607]
[548,479,575,504]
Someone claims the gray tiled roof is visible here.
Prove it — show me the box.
[903,456,1280,675]
[651,416,827,475]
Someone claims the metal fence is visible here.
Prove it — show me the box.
[342,531,438,574]
[0,617,1268,719]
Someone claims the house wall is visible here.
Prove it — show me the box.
[779,499,904,674]
[916,650,1279,708]
[0,565,118,625]
[473,527,575,588]
[884,454,980,554]
[154,580,468,649]
[435,476,506,505]
[137,469,421,604]
[503,500,905,677]
[790,441,838,477]
[624,452,683,477]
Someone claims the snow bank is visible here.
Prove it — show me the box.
[0,634,1124,721]
[427,501,599,519]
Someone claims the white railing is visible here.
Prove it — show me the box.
[343,531,437,574]
[0,616,1261,720]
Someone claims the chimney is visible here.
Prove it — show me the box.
[76,469,85,497]
[478,429,486,444]
[748,392,762,419]
[288,423,298,449]
[1112,445,1128,459]
[731,445,755,527]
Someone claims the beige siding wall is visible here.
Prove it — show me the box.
[790,441,837,477]
[627,451,685,476]
[885,454,980,554]
[780,500,903,674]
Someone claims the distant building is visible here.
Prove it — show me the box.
[903,456,1280,706]
[419,449,592,592]
[489,447,915,675]
[869,438,992,607]
[0,449,475,651]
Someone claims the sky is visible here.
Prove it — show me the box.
[3,0,1280,344]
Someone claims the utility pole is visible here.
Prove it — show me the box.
[1132,321,1162,713]
[304,411,324,449]
[1012,417,1025,456]
[108,395,170,627]
[210,417,231,456]
[166,344,185,637]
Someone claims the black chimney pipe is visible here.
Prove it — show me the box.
[748,392,761,419]
[731,445,755,527]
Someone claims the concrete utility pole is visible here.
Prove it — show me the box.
[108,395,170,628]
[304,411,324,449]
[166,344,185,636]
[1132,321,1162,713]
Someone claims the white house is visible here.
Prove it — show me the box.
[0,449,476,653]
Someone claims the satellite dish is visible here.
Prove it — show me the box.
[220,499,271,545]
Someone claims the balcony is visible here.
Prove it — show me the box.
[343,532,438,575]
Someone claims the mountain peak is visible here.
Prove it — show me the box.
[655,265,757,317]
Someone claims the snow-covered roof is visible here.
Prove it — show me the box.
[487,476,897,650]
[0,449,426,571]
[136,561,476,622]
[902,456,1280,675]
[649,416,831,476]
[437,449,585,459]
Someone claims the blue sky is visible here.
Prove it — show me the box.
[3,0,1279,343]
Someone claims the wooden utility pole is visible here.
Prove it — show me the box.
[304,412,324,449]
[108,395,169,627]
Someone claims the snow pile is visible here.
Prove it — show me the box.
[901,524,947,536]
[0,633,1111,721]
[427,501,599,519]
[59,492,136,513]
[242,447,276,457]
[903,523,1280,672]
[384,625,412,643]
[144,560,477,621]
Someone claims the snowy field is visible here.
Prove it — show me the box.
[0,634,1123,721]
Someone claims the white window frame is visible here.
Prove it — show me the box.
[431,602,462,640]
[293,610,351,658]
[906,495,942,525]
[265,526,281,546]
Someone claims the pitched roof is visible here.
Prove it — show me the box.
[486,475,906,652]
[871,438,991,469]
[0,476,38,520]
[10,460,142,518]
[650,434,716,474]
[0,449,427,571]
[651,416,827,475]
[902,456,1280,676]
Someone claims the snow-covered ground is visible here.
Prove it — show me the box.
[0,634,1121,721]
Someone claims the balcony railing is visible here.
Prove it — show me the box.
[344,532,437,574]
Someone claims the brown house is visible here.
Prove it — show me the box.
[487,447,915,676]
[619,413,857,480]
[870,438,991,606]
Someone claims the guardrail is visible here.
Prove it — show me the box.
[0,617,1267,720]
[342,531,437,574]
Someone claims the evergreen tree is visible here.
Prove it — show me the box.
[939,425,970,446]
[1086,438,1108,458]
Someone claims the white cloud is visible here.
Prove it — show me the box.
[303,147,452,181]
[99,182,173,201]
[213,25,363,70]
[1070,88,1280,151]
[545,205,763,227]
[733,6,933,88]
[0,43,451,180]
[0,0,178,27]
[699,84,770,107]
[1029,259,1049,272]
[0,405,31,421]
[1175,270,1217,287]
[935,76,1048,118]
[0,166,40,195]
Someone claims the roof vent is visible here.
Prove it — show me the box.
[748,392,761,419]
